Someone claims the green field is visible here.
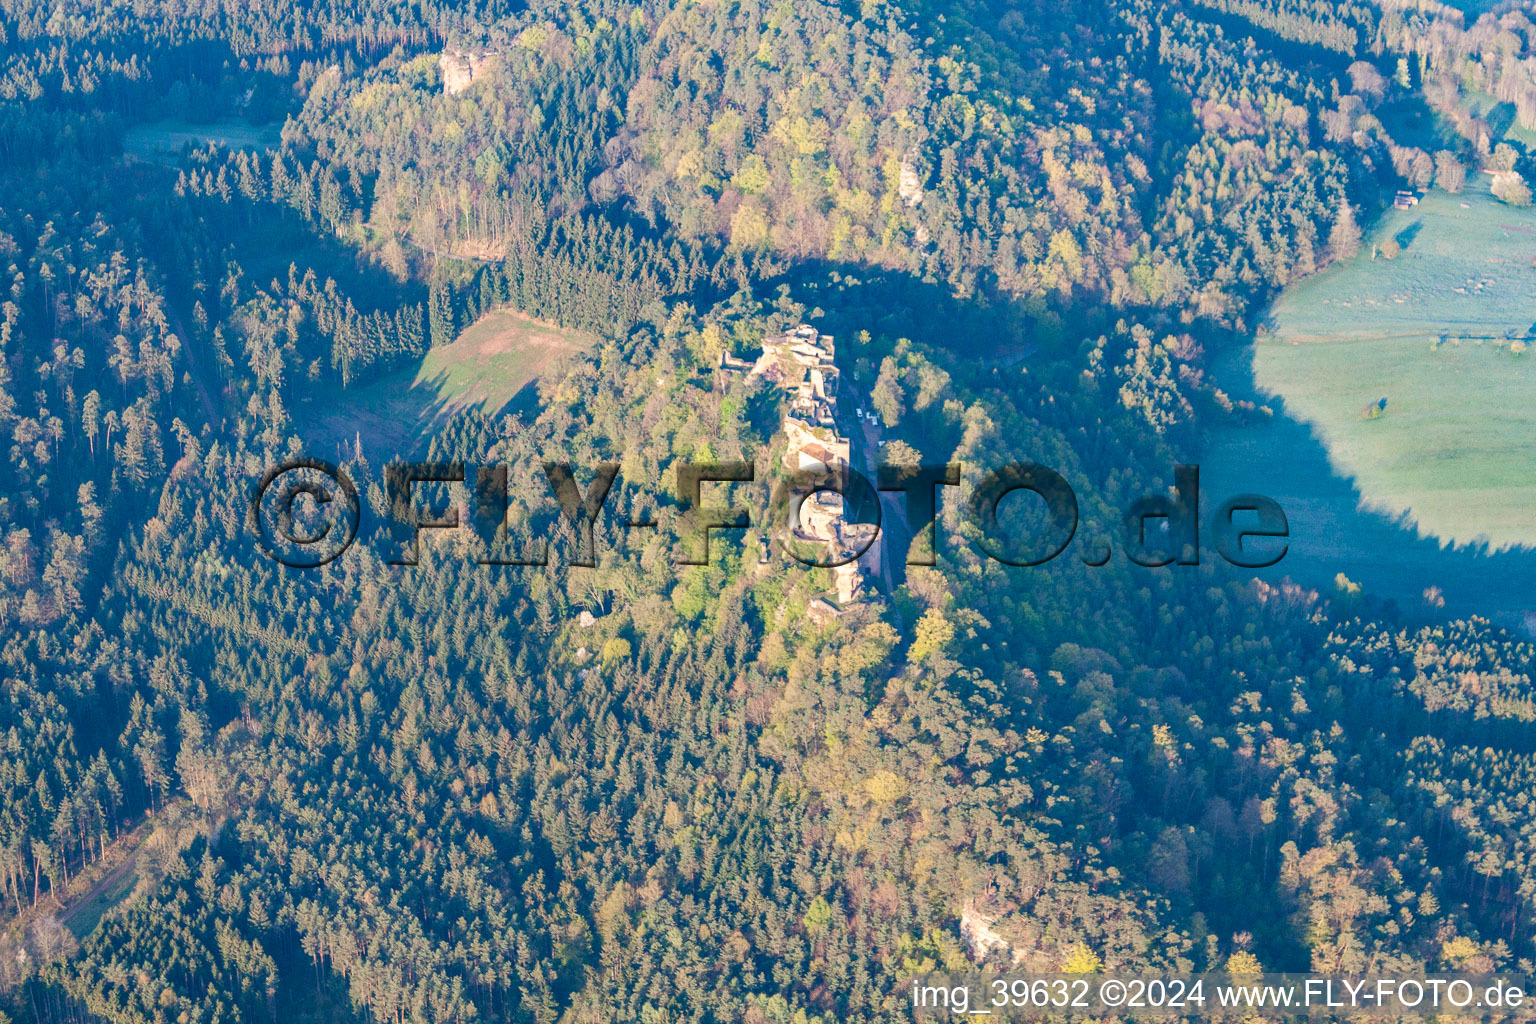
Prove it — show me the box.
[1456,88,1536,149]
[1446,0,1513,18]
[1201,343,1536,628]
[304,309,599,457]
[1250,180,1536,551]
[124,119,280,161]
[420,310,595,411]
[1199,180,1536,626]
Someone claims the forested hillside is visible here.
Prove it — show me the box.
[0,0,1535,1020]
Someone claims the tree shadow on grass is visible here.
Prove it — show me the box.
[1395,219,1424,251]
[1199,339,1536,631]
[292,336,592,465]
[294,365,526,463]
[1485,100,1519,144]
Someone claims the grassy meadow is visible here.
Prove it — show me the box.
[1458,88,1536,149]
[1251,180,1536,551]
[418,310,595,412]
[123,119,281,161]
[303,309,599,457]
[1445,0,1514,17]
[1199,179,1536,626]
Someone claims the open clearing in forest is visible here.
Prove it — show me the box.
[1246,180,1536,551]
[1200,180,1536,626]
[123,119,281,161]
[415,309,596,413]
[60,849,141,941]
[1457,88,1536,149]
[303,309,599,458]
[1448,0,1516,18]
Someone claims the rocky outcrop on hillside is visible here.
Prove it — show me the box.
[438,49,496,95]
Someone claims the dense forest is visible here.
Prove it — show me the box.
[1,0,1536,1020]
